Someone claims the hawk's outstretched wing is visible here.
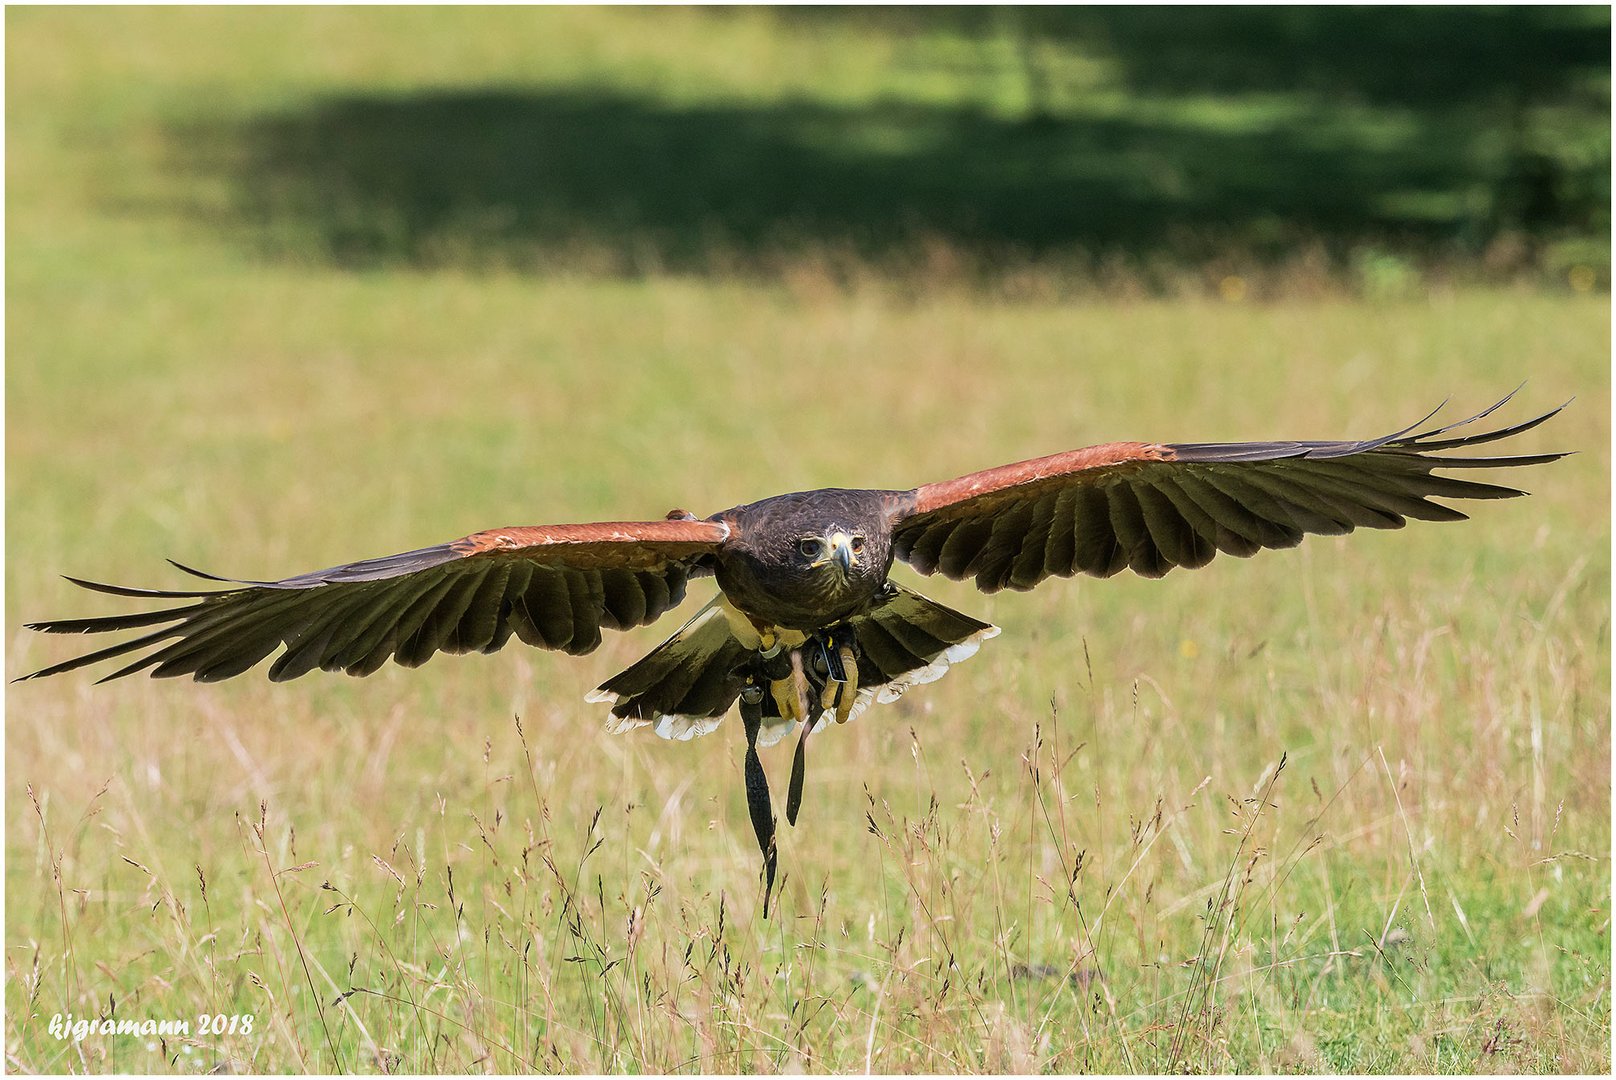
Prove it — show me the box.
[884,392,1568,593]
[18,519,730,683]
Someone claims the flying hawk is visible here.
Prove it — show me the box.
[19,392,1566,912]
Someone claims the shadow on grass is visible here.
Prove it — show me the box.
[170,8,1609,279]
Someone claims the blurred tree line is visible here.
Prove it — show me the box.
[791,6,1609,246]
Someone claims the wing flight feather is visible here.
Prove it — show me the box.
[886,392,1567,593]
[19,518,730,683]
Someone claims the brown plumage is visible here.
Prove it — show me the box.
[18,391,1567,914]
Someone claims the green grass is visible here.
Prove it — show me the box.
[6,8,1610,1073]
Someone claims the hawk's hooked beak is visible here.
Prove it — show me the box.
[807,531,860,573]
[828,531,857,573]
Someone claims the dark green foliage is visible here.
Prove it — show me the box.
[173,8,1609,281]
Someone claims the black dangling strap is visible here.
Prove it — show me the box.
[785,647,815,827]
[738,676,778,917]
[787,713,811,827]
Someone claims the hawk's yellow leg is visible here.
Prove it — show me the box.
[834,644,858,723]
[814,641,860,722]
[770,673,799,722]
[767,644,813,727]
[788,648,811,723]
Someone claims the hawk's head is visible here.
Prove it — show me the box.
[712,490,897,628]
[766,519,888,595]
[794,528,864,576]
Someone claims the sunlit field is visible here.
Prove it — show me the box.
[6,8,1610,1074]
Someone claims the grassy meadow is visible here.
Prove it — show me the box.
[6,8,1610,1074]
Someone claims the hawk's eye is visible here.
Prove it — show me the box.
[851,535,866,554]
[797,538,822,558]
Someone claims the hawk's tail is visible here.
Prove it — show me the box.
[821,584,1000,729]
[588,585,998,742]
[586,597,753,740]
